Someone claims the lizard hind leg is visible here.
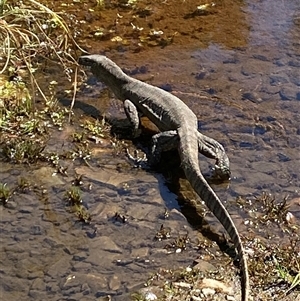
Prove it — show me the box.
[126,130,179,168]
[149,130,179,166]
[197,132,231,180]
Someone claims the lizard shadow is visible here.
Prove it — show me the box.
[111,124,239,265]
[156,155,239,264]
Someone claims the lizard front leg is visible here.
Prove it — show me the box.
[124,99,142,138]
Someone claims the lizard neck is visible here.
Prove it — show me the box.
[91,61,131,98]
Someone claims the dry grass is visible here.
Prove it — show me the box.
[0,0,84,104]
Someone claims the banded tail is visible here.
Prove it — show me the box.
[178,127,249,301]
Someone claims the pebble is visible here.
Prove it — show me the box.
[31,278,46,291]
[72,261,92,271]
[108,275,121,291]
[18,205,34,214]
[47,257,71,278]
[159,83,173,92]
[242,92,262,103]
[81,282,92,295]
[130,247,150,258]
[28,271,44,280]
[28,290,47,299]
[90,236,123,253]
[202,287,216,296]
[193,259,218,272]
[29,225,45,235]
[3,200,17,210]
[73,252,88,261]
[269,75,289,86]
[253,54,269,61]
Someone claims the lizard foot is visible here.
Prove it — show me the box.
[126,148,149,169]
[212,163,231,181]
[213,148,231,181]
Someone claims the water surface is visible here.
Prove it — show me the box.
[1,0,299,300]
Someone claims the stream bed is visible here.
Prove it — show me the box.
[1,0,299,300]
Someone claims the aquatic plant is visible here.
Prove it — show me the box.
[0,182,12,205]
[64,186,91,224]
[2,138,45,163]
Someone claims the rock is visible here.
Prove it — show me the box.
[86,250,121,267]
[199,278,233,294]
[130,247,150,258]
[31,278,46,291]
[242,92,262,103]
[28,290,47,299]
[81,282,91,295]
[75,166,135,187]
[29,225,45,235]
[0,275,29,293]
[43,237,63,249]
[159,83,172,92]
[4,200,17,210]
[30,166,64,186]
[251,162,280,174]
[280,86,297,100]
[269,75,289,86]
[273,59,286,67]
[223,56,238,64]
[85,273,108,291]
[27,271,44,280]
[194,71,206,80]
[19,205,34,214]
[288,60,300,67]
[202,287,216,296]
[169,208,187,221]
[290,72,300,86]
[46,257,71,278]
[72,261,92,271]
[138,286,162,300]
[277,153,291,162]
[92,202,120,220]
[73,252,88,261]
[89,236,123,253]
[193,259,217,272]
[253,54,269,61]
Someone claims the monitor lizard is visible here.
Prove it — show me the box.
[79,54,249,301]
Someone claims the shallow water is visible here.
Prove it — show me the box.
[1,0,300,300]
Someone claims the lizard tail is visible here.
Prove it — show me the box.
[177,127,249,301]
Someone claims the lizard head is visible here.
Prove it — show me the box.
[78,54,110,68]
[78,54,125,81]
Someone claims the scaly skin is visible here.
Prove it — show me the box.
[79,54,249,301]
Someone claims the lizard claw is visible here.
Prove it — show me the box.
[213,164,231,181]
[126,148,148,168]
